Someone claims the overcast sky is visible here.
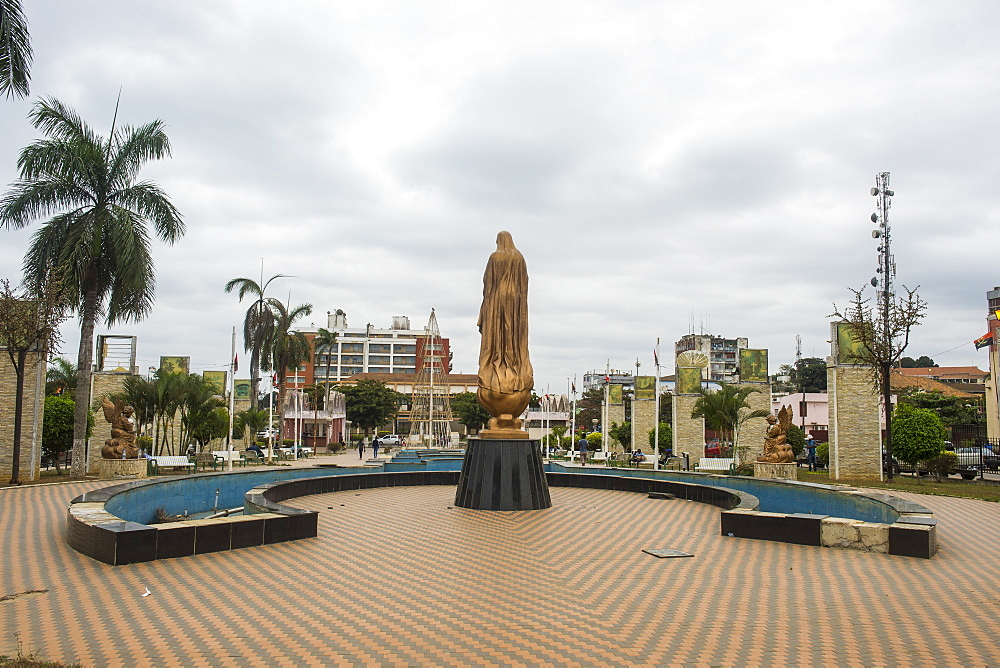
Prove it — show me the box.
[2,1,999,392]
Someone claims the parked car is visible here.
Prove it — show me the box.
[380,435,403,446]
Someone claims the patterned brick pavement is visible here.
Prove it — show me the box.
[1,476,998,666]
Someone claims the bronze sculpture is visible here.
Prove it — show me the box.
[476,231,533,439]
[101,397,139,459]
[757,405,795,463]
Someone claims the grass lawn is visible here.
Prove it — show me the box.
[798,469,1000,502]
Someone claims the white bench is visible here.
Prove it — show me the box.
[213,450,246,467]
[150,455,195,474]
[696,457,734,472]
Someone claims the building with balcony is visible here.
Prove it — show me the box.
[289,310,452,389]
[675,334,748,382]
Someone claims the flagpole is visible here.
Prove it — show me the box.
[227,326,236,472]
[603,360,610,456]
[570,375,577,462]
[654,339,661,470]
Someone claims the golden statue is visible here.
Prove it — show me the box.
[476,231,533,439]
[757,405,794,463]
[101,397,139,459]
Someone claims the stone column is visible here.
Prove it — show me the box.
[827,322,883,481]
[90,370,141,474]
[633,398,657,454]
[608,403,625,451]
[736,382,771,467]
[672,394,704,467]
[0,352,45,482]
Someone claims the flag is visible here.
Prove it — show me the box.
[653,348,659,366]
[233,353,239,372]
[974,332,993,349]
[994,309,1000,320]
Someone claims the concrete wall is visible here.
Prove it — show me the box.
[737,381,771,466]
[0,350,45,482]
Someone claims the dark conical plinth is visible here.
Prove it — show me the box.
[454,438,551,511]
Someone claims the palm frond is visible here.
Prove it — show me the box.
[0,0,32,99]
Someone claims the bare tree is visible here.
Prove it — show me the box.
[831,284,927,478]
[0,274,66,484]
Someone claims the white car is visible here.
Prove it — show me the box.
[379,435,403,446]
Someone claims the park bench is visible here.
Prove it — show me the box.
[242,450,264,465]
[213,450,246,467]
[191,452,218,472]
[696,457,734,473]
[149,455,195,474]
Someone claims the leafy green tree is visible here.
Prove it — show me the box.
[42,395,74,474]
[899,356,937,368]
[224,273,287,409]
[0,0,31,98]
[453,392,490,433]
[1,98,184,476]
[658,391,672,424]
[585,432,602,449]
[897,390,984,427]
[190,407,229,448]
[791,357,827,393]
[648,422,672,450]
[237,408,269,444]
[608,421,631,450]
[691,382,770,465]
[0,275,65,484]
[116,374,156,437]
[786,424,806,457]
[892,403,946,466]
[45,356,76,398]
[178,374,227,450]
[576,387,603,428]
[266,298,312,426]
[341,379,404,437]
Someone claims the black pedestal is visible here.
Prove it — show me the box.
[454,438,551,511]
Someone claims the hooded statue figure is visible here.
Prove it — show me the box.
[476,231,533,437]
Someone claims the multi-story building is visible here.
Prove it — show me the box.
[290,310,452,389]
[674,333,748,382]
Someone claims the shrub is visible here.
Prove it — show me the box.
[892,403,946,465]
[815,442,829,468]
[925,451,958,481]
[586,432,602,448]
[731,462,754,476]
[648,422,672,450]
[786,424,806,457]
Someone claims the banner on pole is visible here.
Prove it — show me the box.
[609,384,623,405]
[739,349,769,383]
[204,371,227,396]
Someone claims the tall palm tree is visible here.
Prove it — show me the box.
[224,272,287,410]
[0,0,32,98]
[691,382,770,465]
[1,98,185,475]
[45,356,77,398]
[266,298,312,441]
[311,327,337,448]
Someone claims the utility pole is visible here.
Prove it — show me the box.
[871,172,895,479]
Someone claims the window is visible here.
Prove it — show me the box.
[342,343,364,353]
[394,344,416,354]
[342,355,363,365]
[342,366,363,375]
[369,356,391,365]
[369,367,390,374]
[394,356,416,366]
[370,344,391,353]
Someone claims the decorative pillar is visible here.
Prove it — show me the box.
[827,322,883,481]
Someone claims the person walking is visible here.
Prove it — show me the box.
[358,438,365,459]
[372,437,380,458]
[806,435,818,471]
[578,436,588,466]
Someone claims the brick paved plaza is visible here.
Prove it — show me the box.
[1,463,998,666]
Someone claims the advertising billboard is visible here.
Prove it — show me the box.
[159,356,190,375]
[676,367,702,394]
[634,375,656,400]
[836,322,869,364]
[234,379,251,401]
[609,384,623,405]
[203,371,227,395]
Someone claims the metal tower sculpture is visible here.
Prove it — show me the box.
[407,309,453,447]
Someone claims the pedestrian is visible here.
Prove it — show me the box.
[806,435,818,471]
[578,436,588,466]
[358,438,365,459]
[372,437,380,458]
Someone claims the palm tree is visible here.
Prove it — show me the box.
[311,327,338,450]
[691,382,770,465]
[45,356,77,398]
[224,272,287,410]
[0,98,184,476]
[0,0,32,98]
[266,299,312,443]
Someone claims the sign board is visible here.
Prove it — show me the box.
[739,349,768,383]
[159,356,190,375]
[634,375,656,400]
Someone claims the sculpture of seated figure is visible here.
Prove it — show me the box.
[757,406,795,464]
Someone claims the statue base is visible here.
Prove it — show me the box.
[455,438,551,511]
[753,461,797,480]
[99,458,147,481]
[478,429,529,440]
